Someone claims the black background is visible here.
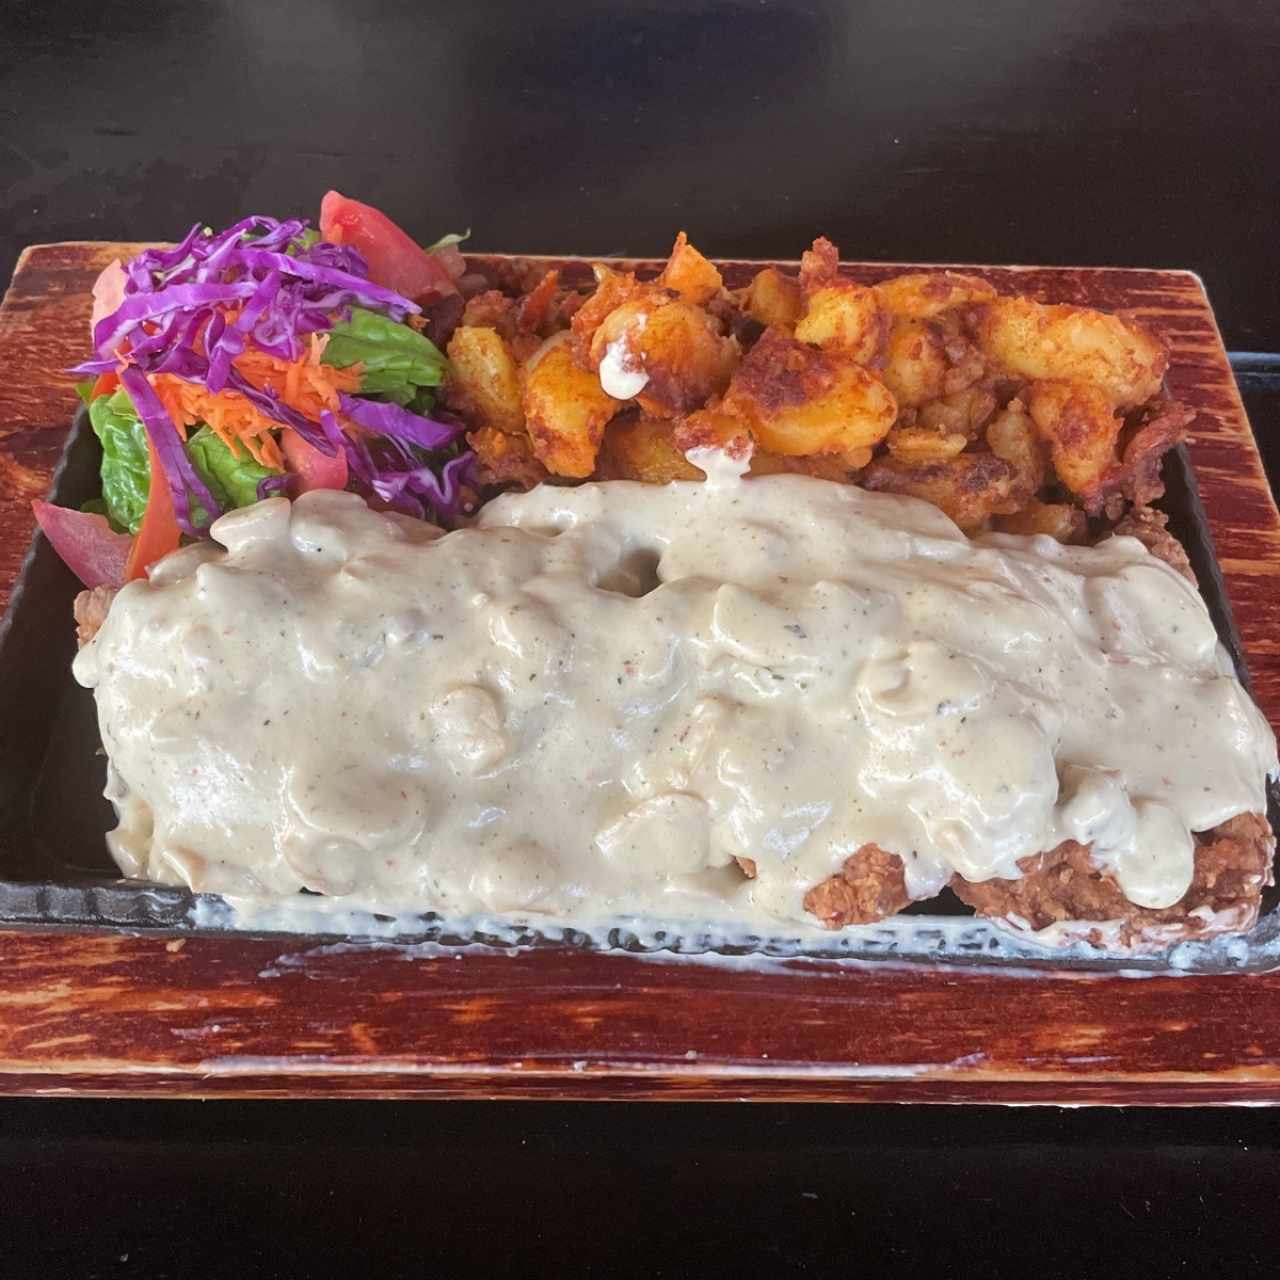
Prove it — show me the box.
[4,1,1280,1276]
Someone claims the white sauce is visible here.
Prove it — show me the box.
[73,454,1277,934]
[598,334,649,399]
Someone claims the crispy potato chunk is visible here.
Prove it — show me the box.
[748,449,869,480]
[590,297,739,418]
[875,271,996,322]
[886,426,969,463]
[970,297,1167,407]
[596,415,704,484]
[916,386,998,437]
[722,329,896,462]
[444,326,526,434]
[740,267,804,332]
[523,340,621,477]
[461,290,519,339]
[1026,379,1121,502]
[657,232,723,306]
[671,407,755,459]
[795,283,887,364]
[468,426,548,490]
[570,264,643,356]
[863,450,1021,531]
[993,501,1088,543]
[880,319,948,408]
[798,235,841,291]
[986,401,1047,495]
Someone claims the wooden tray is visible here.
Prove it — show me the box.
[1,242,1278,1103]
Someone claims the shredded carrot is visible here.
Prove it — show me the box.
[150,332,361,470]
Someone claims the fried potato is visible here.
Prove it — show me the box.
[570,263,643,356]
[444,326,525,434]
[657,232,724,306]
[596,415,704,484]
[670,406,755,459]
[799,236,841,291]
[468,426,548,490]
[970,297,1167,407]
[1026,379,1121,502]
[985,402,1047,495]
[863,450,1020,531]
[589,297,739,418]
[886,426,969,463]
[795,283,887,364]
[993,501,1088,543]
[748,449,868,480]
[461,290,519,339]
[721,329,896,462]
[940,333,986,396]
[880,319,948,408]
[523,339,621,477]
[740,267,804,333]
[875,271,996,322]
[916,386,997,437]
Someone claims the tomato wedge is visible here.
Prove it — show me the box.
[124,438,180,581]
[319,191,458,303]
[281,426,349,493]
[90,370,120,401]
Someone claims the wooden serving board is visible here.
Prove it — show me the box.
[1,242,1279,1104]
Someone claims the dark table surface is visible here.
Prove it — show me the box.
[4,1,1280,1275]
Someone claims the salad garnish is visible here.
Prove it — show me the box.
[38,195,474,587]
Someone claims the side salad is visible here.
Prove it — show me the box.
[34,192,475,588]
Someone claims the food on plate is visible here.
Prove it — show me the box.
[37,197,475,592]
[73,453,1276,948]
[41,202,1197,587]
[40,196,1278,951]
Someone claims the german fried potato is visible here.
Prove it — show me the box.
[722,329,896,462]
[596,415,705,484]
[971,297,1167,408]
[445,326,525,434]
[1026,379,1122,501]
[795,283,886,364]
[590,298,739,418]
[740,268,804,332]
[523,341,621,477]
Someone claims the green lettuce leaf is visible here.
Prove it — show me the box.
[322,307,447,406]
[186,426,279,512]
[89,386,280,533]
[89,388,151,534]
[425,229,470,253]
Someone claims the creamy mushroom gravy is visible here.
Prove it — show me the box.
[73,451,1277,935]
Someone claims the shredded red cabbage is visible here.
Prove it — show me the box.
[320,411,474,525]
[337,392,462,450]
[118,366,223,535]
[74,214,475,534]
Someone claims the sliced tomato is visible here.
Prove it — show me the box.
[281,427,349,493]
[31,501,132,589]
[124,438,180,581]
[319,191,459,303]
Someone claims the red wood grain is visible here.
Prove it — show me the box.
[1,243,1278,1103]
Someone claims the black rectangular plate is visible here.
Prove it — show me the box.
[0,408,1275,956]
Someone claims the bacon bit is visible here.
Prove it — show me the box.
[151,337,362,470]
